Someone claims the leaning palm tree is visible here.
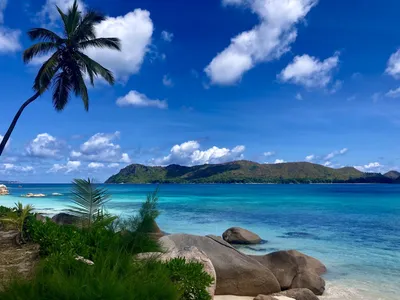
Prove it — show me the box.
[69,178,111,228]
[0,0,121,155]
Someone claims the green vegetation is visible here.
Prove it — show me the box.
[0,202,34,243]
[105,160,395,184]
[0,0,121,156]
[0,180,213,299]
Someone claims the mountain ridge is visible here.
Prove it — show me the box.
[105,160,396,184]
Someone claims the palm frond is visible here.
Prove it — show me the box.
[78,38,121,51]
[66,0,82,37]
[75,51,115,84]
[52,71,73,111]
[73,10,106,43]
[23,42,58,64]
[56,6,69,36]
[33,51,61,93]
[27,28,63,43]
[69,178,111,227]
[72,70,89,111]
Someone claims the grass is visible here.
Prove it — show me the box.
[0,182,213,300]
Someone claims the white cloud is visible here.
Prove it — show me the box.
[26,133,63,158]
[0,0,21,54]
[279,53,340,88]
[70,132,131,164]
[324,148,348,160]
[162,75,174,87]
[274,159,286,164]
[385,49,400,79]
[49,160,81,174]
[88,162,105,169]
[305,154,315,161]
[153,141,245,166]
[39,0,86,25]
[117,90,167,109]
[161,30,173,42]
[263,151,275,157]
[108,163,120,168]
[0,134,10,150]
[0,163,34,174]
[355,162,383,173]
[295,93,303,100]
[324,161,332,167]
[86,9,153,81]
[385,87,400,98]
[205,0,318,85]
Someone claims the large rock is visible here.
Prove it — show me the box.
[254,288,319,300]
[250,250,326,295]
[0,184,9,195]
[222,227,262,245]
[159,234,280,296]
[51,213,79,225]
[137,246,217,298]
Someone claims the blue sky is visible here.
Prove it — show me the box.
[1,0,400,183]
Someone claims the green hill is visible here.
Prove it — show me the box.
[105,160,394,184]
[384,170,400,180]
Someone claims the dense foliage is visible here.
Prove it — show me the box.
[105,160,396,184]
[0,185,213,300]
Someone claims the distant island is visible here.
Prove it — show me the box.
[105,160,400,184]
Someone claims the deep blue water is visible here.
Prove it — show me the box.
[1,184,399,299]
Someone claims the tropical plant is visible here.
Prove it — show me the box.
[0,0,121,156]
[0,202,34,244]
[69,178,112,228]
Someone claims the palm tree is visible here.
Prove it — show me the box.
[0,0,121,156]
[0,202,34,244]
[69,178,112,228]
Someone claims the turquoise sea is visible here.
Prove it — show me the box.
[1,184,399,300]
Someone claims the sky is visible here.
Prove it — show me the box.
[1,0,400,183]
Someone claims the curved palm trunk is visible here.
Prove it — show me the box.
[0,92,40,156]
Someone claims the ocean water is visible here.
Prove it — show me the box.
[1,184,399,299]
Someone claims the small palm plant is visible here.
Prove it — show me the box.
[0,202,34,244]
[69,178,111,228]
[0,0,121,156]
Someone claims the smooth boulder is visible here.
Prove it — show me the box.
[51,213,79,225]
[137,246,217,298]
[222,227,262,245]
[254,288,319,300]
[250,250,326,295]
[159,234,280,296]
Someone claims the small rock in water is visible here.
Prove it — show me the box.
[222,227,262,244]
[279,232,318,239]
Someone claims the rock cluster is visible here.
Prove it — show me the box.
[0,184,9,195]
[154,227,326,299]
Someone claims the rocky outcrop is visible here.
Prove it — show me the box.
[250,250,326,295]
[51,213,79,225]
[254,288,319,300]
[0,185,9,195]
[21,193,46,198]
[159,234,281,296]
[137,246,217,298]
[222,227,262,245]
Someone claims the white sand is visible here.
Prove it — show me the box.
[214,297,253,300]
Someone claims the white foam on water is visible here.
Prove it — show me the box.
[321,280,393,300]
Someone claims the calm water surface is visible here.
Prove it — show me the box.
[1,184,399,300]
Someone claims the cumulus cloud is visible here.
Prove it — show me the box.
[152,141,245,166]
[117,90,168,109]
[26,133,64,158]
[385,49,400,79]
[0,1,21,53]
[162,75,174,87]
[295,93,303,100]
[88,162,104,169]
[86,9,153,81]
[0,134,10,150]
[279,53,340,88]
[0,163,34,174]
[355,162,383,173]
[108,163,120,168]
[385,87,400,98]
[205,0,318,85]
[161,30,173,42]
[70,132,131,164]
[324,148,348,160]
[324,161,332,167]
[305,154,315,161]
[49,160,81,173]
[263,151,275,157]
[274,159,286,164]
